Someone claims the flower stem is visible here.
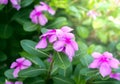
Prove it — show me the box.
[45,59,54,84]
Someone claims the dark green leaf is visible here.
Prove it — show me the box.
[23,21,40,32]
[0,52,7,62]
[19,67,47,77]
[20,40,49,58]
[47,17,68,28]
[0,24,13,39]
[21,0,34,7]
[4,69,15,79]
[53,76,75,84]
[54,52,71,69]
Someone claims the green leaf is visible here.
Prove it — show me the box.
[0,52,7,62]
[92,81,120,84]
[20,52,45,68]
[0,4,5,10]
[0,24,13,39]
[23,21,40,32]
[54,52,71,69]
[47,17,68,28]
[20,40,49,58]
[74,64,88,84]
[4,69,15,79]
[24,78,45,84]
[58,65,72,77]
[19,67,47,77]
[76,26,89,39]
[53,76,75,84]
[21,0,34,7]
[116,43,120,51]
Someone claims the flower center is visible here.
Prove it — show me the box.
[36,12,42,16]
[100,57,109,62]
[65,38,71,43]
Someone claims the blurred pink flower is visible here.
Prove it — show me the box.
[39,2,55,15]
[89,52,120,77]
[10,0,21,10]
[87,10,99,19]
[30,2,55,26]
[35,26,74,49]
[110,73,120,80]
[5,81,23,84]
[35,26,78,61]
[10,57,32,78]
[53,33,78,61]
[35,29,57,49]
[0,0,8,4]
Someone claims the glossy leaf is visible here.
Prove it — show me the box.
[54,52,71,69]
[53,75,75,84]
[19,67,47,77]
[4,69,15,79]
[20,40,49,58]
[23,21,40,32]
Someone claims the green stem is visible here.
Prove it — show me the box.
[45,59,54,84]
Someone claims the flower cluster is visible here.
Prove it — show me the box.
[5,81,23,84]
[30,2,55,26]
[35,26,78,61]
[10,57,32,78]
[89,52,120,80]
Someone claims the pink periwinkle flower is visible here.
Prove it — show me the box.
[89,52,120,77]
[35,29,57,49]
[39,2,55,15]
[10,0,21,10]
[0,0,8,4]
[10,57,32,78]
[110,73,120,80]
[35,26,78,61]
[5,81,23,84]
[53,33,78,61]
[87,10,99,19]
[30,2,55,26]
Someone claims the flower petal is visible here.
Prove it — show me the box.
[16,57,25,63]
[15,81,23,84]
[53,41,65,52]
[110,73,120,80]
[35,37,47,49]
[92,52,102,58]
[99,63,111,77]
[10,62,17,69]
[49,35,57,43]
[23,60,32,67]
[109,58,120,69]
[38,14,48,26]
[13,67,20,78]
[71,40,78,50]
[103,52,113,58]
[89,59,100,68]
[61,26,73,32]
[48,8,55,15]
[65,44,75,61]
